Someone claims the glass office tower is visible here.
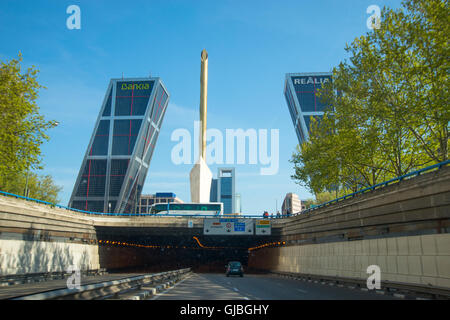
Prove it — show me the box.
[217,168,235,214]
[284,73,332,143]
[210,179,218,202]
[69,78,170,214]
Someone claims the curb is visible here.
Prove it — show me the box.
[126,278,180,300]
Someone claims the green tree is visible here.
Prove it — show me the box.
[0,172,62,203]
[0,53,60,201]
[396,0,450,162]
[301,198,316,209]
[315,190,348,204]
[291,0,449,196]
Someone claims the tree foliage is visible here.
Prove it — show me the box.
[0,172,62,204]
[0,53,60,202]
[291,0,449,195]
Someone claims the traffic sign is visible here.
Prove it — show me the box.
[255,219,271,235]
[203,218,254,235]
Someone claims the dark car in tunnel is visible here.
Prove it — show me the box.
[226,261,244,277]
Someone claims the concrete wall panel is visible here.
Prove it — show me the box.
[249,233,450,289]
[0,239,100,275]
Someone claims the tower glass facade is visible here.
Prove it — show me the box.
[69,78,170,213]
[217,168,235,214]
[284,73,332,143]
[210,179,218,202]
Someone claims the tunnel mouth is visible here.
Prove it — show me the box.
[96,226,281,275]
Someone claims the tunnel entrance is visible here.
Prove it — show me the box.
[95,226,281,274]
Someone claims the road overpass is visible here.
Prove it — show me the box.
[0,194,282,274]
[0,163,449,299]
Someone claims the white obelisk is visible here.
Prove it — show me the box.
[190,49,212,203]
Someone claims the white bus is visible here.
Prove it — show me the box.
[149,202,223,216]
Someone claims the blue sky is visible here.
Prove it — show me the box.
[0,0,403,214]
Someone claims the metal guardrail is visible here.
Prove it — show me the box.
[0,269,107,287]
[297,159,450,216]
[0,189,265,219]
[11,268,191,300]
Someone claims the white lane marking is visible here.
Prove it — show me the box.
[297,289,308,294]
[230,286,249,300]
[150,273,193,300]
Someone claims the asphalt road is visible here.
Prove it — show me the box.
[151,272,399,300]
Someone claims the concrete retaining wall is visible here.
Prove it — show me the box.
[273,166,450,243]
[248,233,450,288]
[1,166,448,282]
[0,239,100,275]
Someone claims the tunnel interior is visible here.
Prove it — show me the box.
[95,226,281,273]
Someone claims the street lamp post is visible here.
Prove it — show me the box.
[24,166,30,198]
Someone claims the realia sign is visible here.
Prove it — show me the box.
[292,76,331,86]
